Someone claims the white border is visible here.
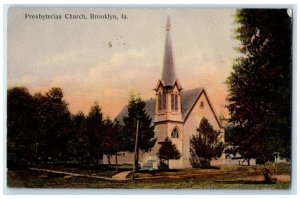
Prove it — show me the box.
[1,0,299,198]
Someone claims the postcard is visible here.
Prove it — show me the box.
[6,6,293,191]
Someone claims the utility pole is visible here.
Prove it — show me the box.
[132,119,139,180]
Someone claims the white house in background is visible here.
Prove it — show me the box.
[105,17,226,169]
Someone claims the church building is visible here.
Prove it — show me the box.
[113,17,225,169]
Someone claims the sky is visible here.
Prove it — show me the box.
[7,8,239,119]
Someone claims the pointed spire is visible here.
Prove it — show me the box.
[166,15,171,31]
[161,16,181,90]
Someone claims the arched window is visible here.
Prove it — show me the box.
[171,127,179,138]
[175,94,178,111]
[171,92,178,111]
[158,92,162,110]
[162,91,166,109]
[200,101,204,109]
[171,94,175,110]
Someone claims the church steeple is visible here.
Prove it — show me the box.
[153,16,184,169]
[154,16,183,124]
[161,16,182,90]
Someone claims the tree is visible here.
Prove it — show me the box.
[35,87,72,162]
[7,87,39,167]
[190,118,224,168]
[223,125,249,164]
[67,112,93,168]
[226,9,292,162]
[86,102,104,165]
[102,119,123,170]
[7,87,73,167]
[122,94,156,170]
[157,137,181,169]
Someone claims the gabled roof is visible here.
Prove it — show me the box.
[182,88,222,128]
[180,87,204,120]
[115,87,222,129]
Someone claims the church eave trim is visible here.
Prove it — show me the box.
[153,79,182,92]
[154,119,184,124]
[183,89,222,129]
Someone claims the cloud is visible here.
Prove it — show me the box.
[177,51,233,86]
[8,74,39,88]
[175,51,233,117]
[29,48,158,118]
[110,49,145,65]
[32,50,90,71]
[8,47,232,119]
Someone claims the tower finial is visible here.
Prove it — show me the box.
[166,16,171,31]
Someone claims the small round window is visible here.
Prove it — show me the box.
[171,128,179,138]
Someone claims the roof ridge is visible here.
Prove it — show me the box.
[181,87,203,93]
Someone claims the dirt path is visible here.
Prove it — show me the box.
[112,171,132,180]
[30,168,227,181]
[29,168,131,181]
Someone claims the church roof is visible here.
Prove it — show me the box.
[115,97,156,126]
[115,87,217,127]
[160,16,182,90]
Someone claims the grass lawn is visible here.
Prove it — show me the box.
[7,163,291,189]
